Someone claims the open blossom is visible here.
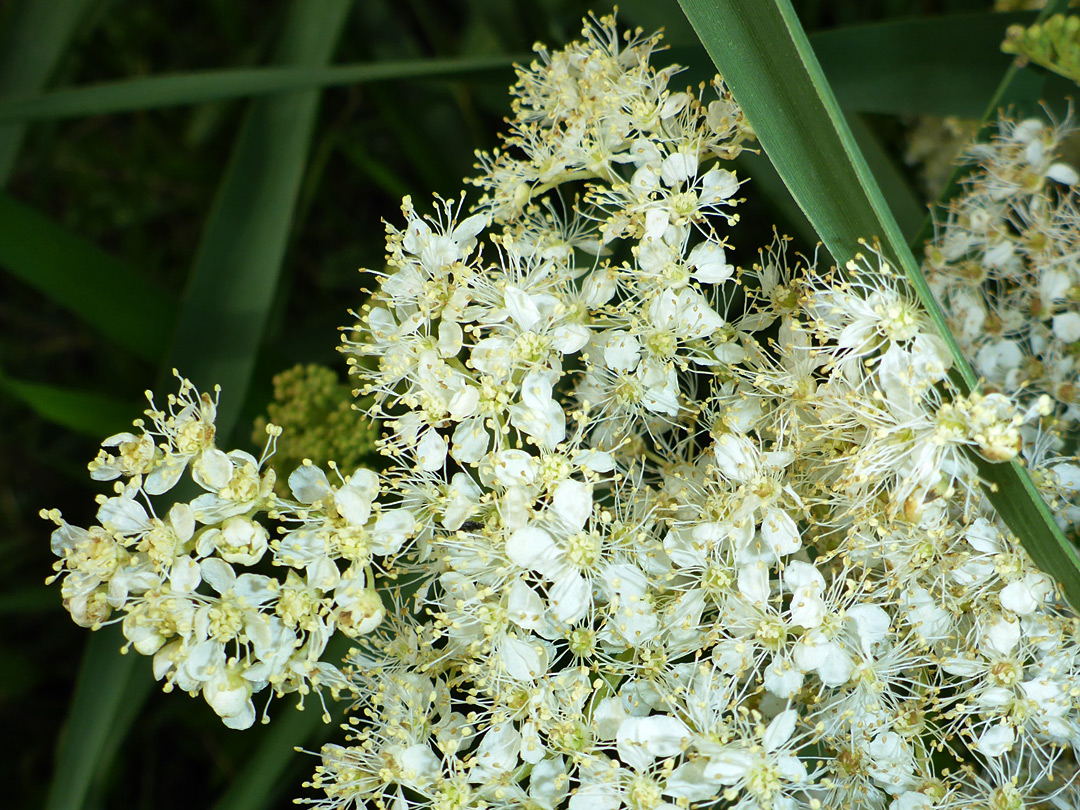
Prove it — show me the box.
[46,14,1080,810]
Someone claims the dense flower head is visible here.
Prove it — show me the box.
[46,13,1080,810]
[924,115,1080,444]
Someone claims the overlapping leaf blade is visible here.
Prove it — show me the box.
[0,0,97,182]
[0,57,518,123]
[677,0,1080,609]
[0,193,174,362]
[0,369,129,436]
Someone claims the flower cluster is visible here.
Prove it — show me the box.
[252,363,378,490]
[44,375,399,728]
[46,13,1080,810]
[924,117,1080,420]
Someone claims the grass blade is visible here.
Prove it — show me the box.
[0,0,97,182]
[677,0,1080,609]
[0,369,129,436]
[0,193,175,362]
[163,0,353,434]
[0,56,518,124]
[43,627,151,810]
[46,4,354,809]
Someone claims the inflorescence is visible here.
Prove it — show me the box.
[45,14,1080,810]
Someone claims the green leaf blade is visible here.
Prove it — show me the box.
[164,0,353,437]
[0,0,98,182]
[0,193,175,363]
[0,56,519,124]
[0,370,129,436]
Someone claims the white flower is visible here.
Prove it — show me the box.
[510,371,566,449]
[615,715,692,771]
[505,479,594,624]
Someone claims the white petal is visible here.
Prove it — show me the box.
[737,562,770,604]
[975,723,1015,757]
[371,509,416,555]
[400,743,441,780]
[552,479,593,532]
[848,604,891,651]
[981,613,1021,657]
[713,433,758,483]
[504,285,541,330]
[688,241,734,283]
[447,384,479,419]
[506,526,559,572]
[1053,312,1080,343]
[169,556,202,592]
[195,447,233,490]
[549,573,590,624]
[702,749,756,784]
[761,507,800,556]
[551,324,590,354]
[1048,162,1079,185]
[507,580,545,630]
[500,635,547,681]
[335,486,373,527]
[593,697,627,741]
[619,715,690,762]
[163,505,194,543]
[416,430,448,472]
[289,465,332,503]
[762,709,797,752]
[667,761,720,801]
[97,496,149,533]
[491,450,538,487]
[817,648,855,687]
[604,332,641,372]
[200,557,236,594]
[472,724,521,776]
[451,417,489,463]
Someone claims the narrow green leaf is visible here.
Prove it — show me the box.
[677,0,1080,609]
[0,0,97,182]
[46,5,355,810]
[44,627,151,810]
[0,56,519,124]
[0,193,175,362]
[0,368,129,436]
[163,0,353,436]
